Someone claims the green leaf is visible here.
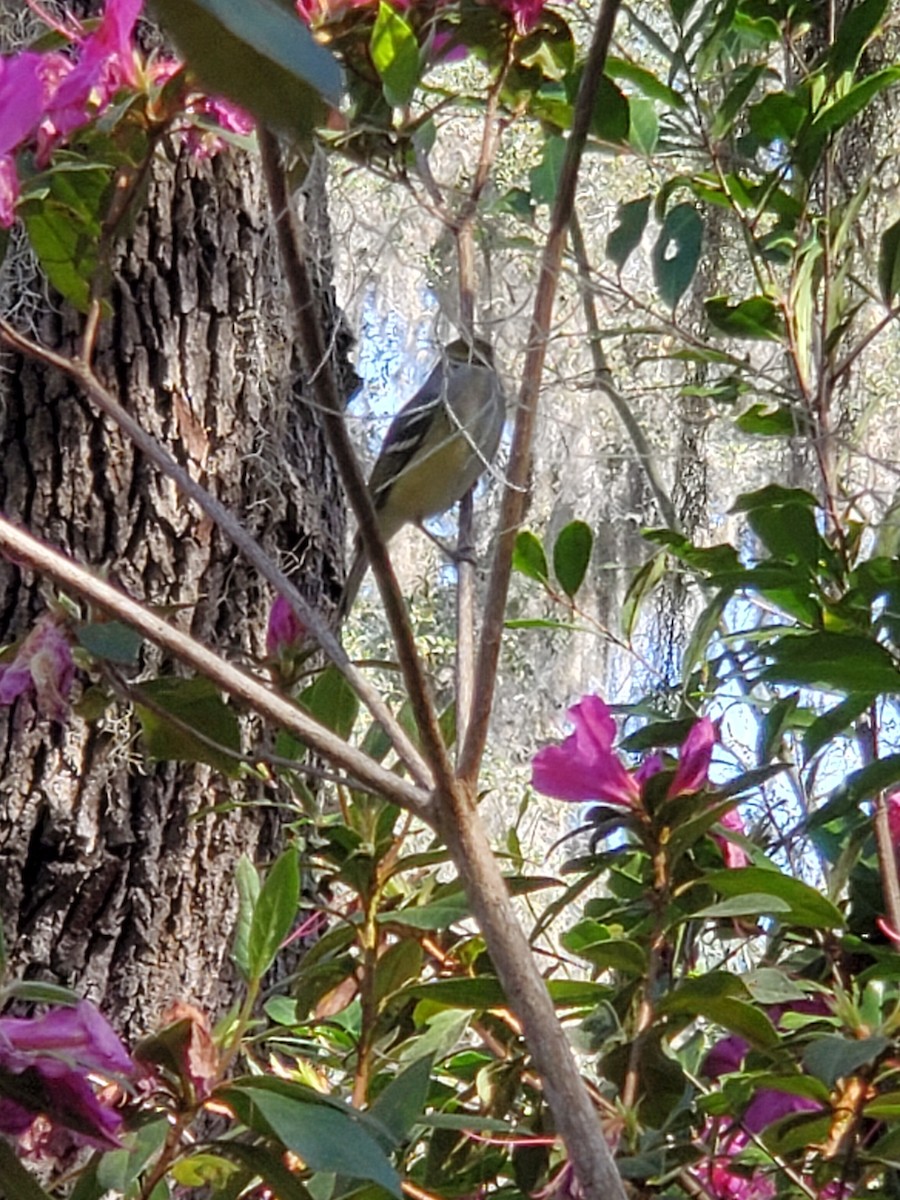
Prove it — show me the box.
[711,64,765,138]
[382,895,470,930]
[735,403,799,436]
[832,753,900,806]
[652,203,703,310]
[299,666,359,740]
[246,847,300,981]
[223,1083,402,1196]
[553,521,593,597]
[605,57,685,108]
[658,974,779,1048]
[512,530,549,583]
[371,2,420,107]
[830,0,889,74]
[208,1140,315,1200]
[706,295,783,340]
[627,98,658,156]
[809,67,900,139]
[77,620,143,666]
[606,195,651,270]
[528,134,567,206]
[878,217,900,305]
[732,483,820,513]
[0,1138,55,1200]
[135,676,241,776]
[369,1054,434,1141]
[590,76,630,143]
[701,867,845,929]
[802,1034,890,1088]
[621,552,667,640]
[21,165,110,312]
[96,1120,169,1192]
[232,854,260,979]
[561,922,647,975]
[746,501,826,567]
[152,0,343,142]
[761,633,900,695]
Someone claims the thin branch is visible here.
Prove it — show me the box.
[257,129,455,798]
[460,0,624,784]
[0,319,433,791]
[0,517,430,816]
[569,210,679,531]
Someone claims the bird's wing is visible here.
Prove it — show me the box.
[367,362,445,508]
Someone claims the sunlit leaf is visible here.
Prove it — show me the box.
[652,203,703,310]
[371,2,420,108]
[512,530,549,583]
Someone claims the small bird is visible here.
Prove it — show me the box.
[340,336,505,616]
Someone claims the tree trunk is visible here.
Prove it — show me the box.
[0,144,349,1035]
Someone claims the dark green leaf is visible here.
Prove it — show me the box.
[299,666,359,740]
[590,76,629,143]
[561,921,647,975]
[0,1139,55,1200]
[136,676,241,776]
[381,895,470,930]
[371,2,420,108]
[553,520,593,597]
[369,1054,433,1141]
[605,57,685,108]
[512,530,549,583]
[711,64,765,138]
[77,621,143,666]
[701,867,845,929]
[732,484,820,512]
[706,295,783,340]
[658,974,779,1048]
[223,1083,402,1195]
[606,195,651,270]
[246,847,300,981]
[682,588,730,681]
[748,90,808,144]
[746,501,826,567]
[528,134,567,205]
[830,0,889,74]
[761,633,900,694]
[802,1034,890,1087]
[831,753,900,806]
[878,217,900,306]
[152,0,343,142]
[96,1120,169,1192]
[652,203,703,310]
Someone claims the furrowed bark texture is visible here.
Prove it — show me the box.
[0,147,349,1034]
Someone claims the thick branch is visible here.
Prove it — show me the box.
[0,518,430,815]
[460,0,624,783]
[434,785,627,1200]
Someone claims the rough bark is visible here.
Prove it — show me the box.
[0,145,349,1036]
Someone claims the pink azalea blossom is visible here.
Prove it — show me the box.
[38,0,143,151]
[0,617,75,722]
[0,1001,133,1150]
[266,595,307,657]
[0,51,46,225]
[531,695,640,807]
[500,0,550,34]
[715,807,750,868]
[669,715,715,796]
[532,695,716,811]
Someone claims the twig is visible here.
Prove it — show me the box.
[0,517,430,815]
[257,129,455,798]
[569,210,679,530]
[460,0,625,785]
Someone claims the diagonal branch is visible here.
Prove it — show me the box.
[460,0,625,784]
[0,318,433,791]
[0,518,430,815]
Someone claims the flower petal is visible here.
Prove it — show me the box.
[669,715,716,797]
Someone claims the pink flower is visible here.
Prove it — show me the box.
[532,696,717,812]
[266,595,307,658]
[0,50,46,225]
[532,695,640,807]
[715,807,750,868]
[669,715,715,796]
[0,1001,133,1150]
[499,0,551,34]
[39,0,143,150]
[0,617,75,722]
